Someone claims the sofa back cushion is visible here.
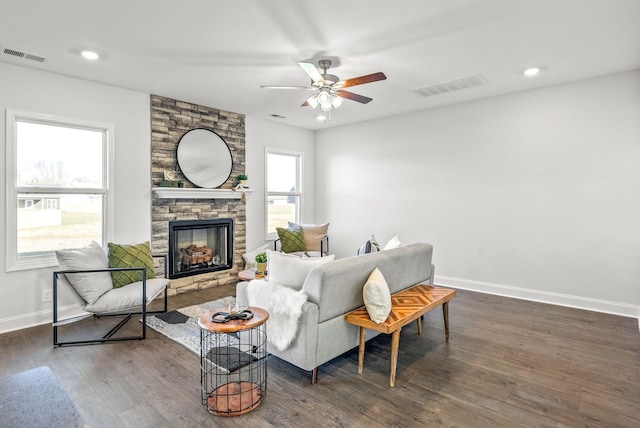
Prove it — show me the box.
[302,242,433,323]
[267,249,335,290]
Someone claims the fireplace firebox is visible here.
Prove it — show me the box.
[168,219,234,279]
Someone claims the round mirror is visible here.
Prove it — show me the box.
[177,128,232,188]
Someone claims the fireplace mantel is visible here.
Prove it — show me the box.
[152,187,254,200]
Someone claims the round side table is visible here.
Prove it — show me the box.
[198,307,269,416]
[238,268,266,281]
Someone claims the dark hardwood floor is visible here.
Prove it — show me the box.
[1,284,639,427]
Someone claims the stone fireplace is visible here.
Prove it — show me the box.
[150,94,246,295]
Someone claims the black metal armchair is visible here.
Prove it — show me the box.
[53,253,169,346]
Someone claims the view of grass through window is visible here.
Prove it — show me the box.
[267,152,300,234]
[15,120,105,257]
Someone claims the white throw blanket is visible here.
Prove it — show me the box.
[247,280,307,351]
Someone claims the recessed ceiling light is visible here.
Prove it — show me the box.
[81,50,99,60]
[524,67,541,77]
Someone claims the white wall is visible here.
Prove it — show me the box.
[0,63,316,333]
[244,117,316,251]
[315,70,640,317]
[0,62,152,333]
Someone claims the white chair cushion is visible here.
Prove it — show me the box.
[55,241,113,305]
[83,278,169,313]
[288,222,329,252]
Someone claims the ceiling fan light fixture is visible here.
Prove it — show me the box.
[320,102,333,112]
[331,94,344,108]
[317,90,331,104]
[306,94,319,109]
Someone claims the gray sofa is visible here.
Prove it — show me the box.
[236,242,435,383]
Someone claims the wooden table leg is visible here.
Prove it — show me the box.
[390,328,401,387]
[443,302,450,341]
[357,327,366,374]
[416,318,423,335]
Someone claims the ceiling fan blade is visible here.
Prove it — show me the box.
[301,100,310,107]
[337,72,387,88]
[336,90,373,104]
[299,62,324,83]
[260,85,316,90]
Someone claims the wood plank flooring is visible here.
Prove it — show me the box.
[1,285,639,427]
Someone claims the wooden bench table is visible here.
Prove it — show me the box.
[345,284,456,387]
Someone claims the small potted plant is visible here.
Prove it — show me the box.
[255,252,267,276]
[237,174,248,186]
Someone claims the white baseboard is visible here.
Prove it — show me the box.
[435,275,640,321]
[0,304,85,335]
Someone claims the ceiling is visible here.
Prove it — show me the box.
[1,0,639,130]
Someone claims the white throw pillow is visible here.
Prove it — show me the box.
[55,241,114,305]
[242,244,270,269]
[267,249,335,290]
[383,235,402,250]
[363,268,392,324]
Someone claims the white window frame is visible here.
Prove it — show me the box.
[5,109,114,272]
[265,148,303,241]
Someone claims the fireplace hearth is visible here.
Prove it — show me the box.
[168,219,234,279]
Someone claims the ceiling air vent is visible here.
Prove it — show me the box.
[413,74,487,97]
[2,47,47,62]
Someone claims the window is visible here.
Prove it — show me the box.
[266,150,302,238]
[6,110,112,271]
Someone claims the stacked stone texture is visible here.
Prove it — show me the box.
[150,95,246,295]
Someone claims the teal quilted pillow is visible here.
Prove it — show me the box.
[276,227,306,253]
[108,241,156,288]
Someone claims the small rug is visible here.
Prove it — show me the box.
[146,296,259,373]
[0,366,87,428]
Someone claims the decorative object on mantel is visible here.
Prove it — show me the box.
[160,169,184,187]
[177,128,232,188]
[233,183,249,201]
[236,174,248,186]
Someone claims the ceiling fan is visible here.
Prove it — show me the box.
[261,60,386,121]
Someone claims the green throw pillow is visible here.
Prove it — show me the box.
[276,227,306,253]
[108,241,156,288]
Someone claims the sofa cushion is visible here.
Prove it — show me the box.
[108,241,156,288]
[288,222,329,252]
[276,227,306,253]
[363,268,392,324]
[303,243,433,323]
[55,241,113,305]
[267,249,335,290]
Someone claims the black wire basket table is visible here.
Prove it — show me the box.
[198,306,268,416]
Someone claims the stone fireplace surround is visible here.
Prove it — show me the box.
[150,95,246,296]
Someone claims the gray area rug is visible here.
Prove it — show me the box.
[0,366,87,428]
[146,296,259,373]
